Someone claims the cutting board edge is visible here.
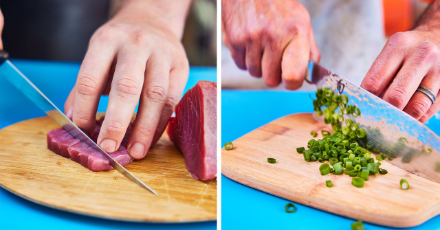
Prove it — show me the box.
[221,163,437,228]
[0,181,215,223]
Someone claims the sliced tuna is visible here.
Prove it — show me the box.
[167,81,217,181]
[47,119,133,172]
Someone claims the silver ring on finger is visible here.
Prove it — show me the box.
[416,86,436,104]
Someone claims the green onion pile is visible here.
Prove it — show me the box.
[297,87,389,188]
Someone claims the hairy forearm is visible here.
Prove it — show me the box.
[415,0,440,33]
[115,0,192,39]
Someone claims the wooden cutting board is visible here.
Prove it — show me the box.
[0,113,216,222]
[222,113,440,228]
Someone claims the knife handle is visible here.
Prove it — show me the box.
[0,50,9,65]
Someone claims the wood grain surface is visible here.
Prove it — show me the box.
[0,114,216,222]
[222,113,440,227]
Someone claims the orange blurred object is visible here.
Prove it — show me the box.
[382,0,413,37]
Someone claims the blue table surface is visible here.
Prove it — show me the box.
[0,59,217,230]
[221,90,440,230]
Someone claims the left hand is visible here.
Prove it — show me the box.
[361,30,440,123]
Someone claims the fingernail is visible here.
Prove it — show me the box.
[100,139,117,153]
[65,108,73,120]
[129,142,146,159]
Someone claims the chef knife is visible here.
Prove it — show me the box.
[306,60,440,183]
[0,50,158,195]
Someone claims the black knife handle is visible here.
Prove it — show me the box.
[0,50,9,65]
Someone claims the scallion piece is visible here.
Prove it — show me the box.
[267,158,276,164]
[352,177,365,188]
[319,163,331,175]
[326,180,333,187]
[329,158,339,166]
[311,131,318,137]
[342,126,350,135]
[360,169,369,180]
[333,162,343,175]
[356,128,366,138]
[225,142,233,150]
[400,179,409,190]
[354,165,362,171]
[352,108,361,117]
[285,203,295,213]
[341,95,349,104]
[351,220,364,230]
[296,147,305,154]
[322,130,331,136]
[379,168,388,175]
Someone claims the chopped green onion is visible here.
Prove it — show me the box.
[379,168,388,175]
[329,158,339,166]
[341,95,349,104]
[315,110,323,116]
[333,162,343,175]
[360,169,369,180]
[352,108,361,117]
[356,128,366,138]
[322,130,331,136]
[350,123,359,131]
[354,165,362,171]
[225,142,233,150]
[296,147,305,154]
[352,177,365,188]
[285,203,295,213]
[319,163,331,175]
[311,131,318,137]
[326,180,333,187]
[267,158,276,164]
[351,220,364,230]
[342,126,350,135]
[400,179,409,190]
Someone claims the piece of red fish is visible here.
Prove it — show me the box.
[167,81,217,181]
[47,117,133,172]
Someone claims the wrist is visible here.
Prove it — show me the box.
[414,0,440,35]
[114,0,192,39]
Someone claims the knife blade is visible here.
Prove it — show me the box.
[0,51,158,195]
[306,61,440,183]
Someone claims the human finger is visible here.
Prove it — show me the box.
[97,47,147,153]
[127,54,170,159]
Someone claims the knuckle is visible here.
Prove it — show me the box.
[104,120,126,135]
[164,96,179,110]
[130,30,148,45]
[388,32,411,47]
[73,115,93,128]
[91,25,115,44]
[287,24,305,37]
[228,32,245,47]
[362,77,382,95]
[409,101,430,118]
[387,87,407,108]
[246,27,263,43]
[145,85,167,103]
[115,77,141,98]
[135,124,155,138]
[76,75,99,97]
[419,41,439,63]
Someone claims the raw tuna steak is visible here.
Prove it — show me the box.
[167,81,217,181]
[47,117,134,172]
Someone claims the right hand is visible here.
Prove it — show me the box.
[221,0,320,89]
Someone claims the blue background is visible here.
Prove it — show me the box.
[0,59,217,230]
[221,90,440,230]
